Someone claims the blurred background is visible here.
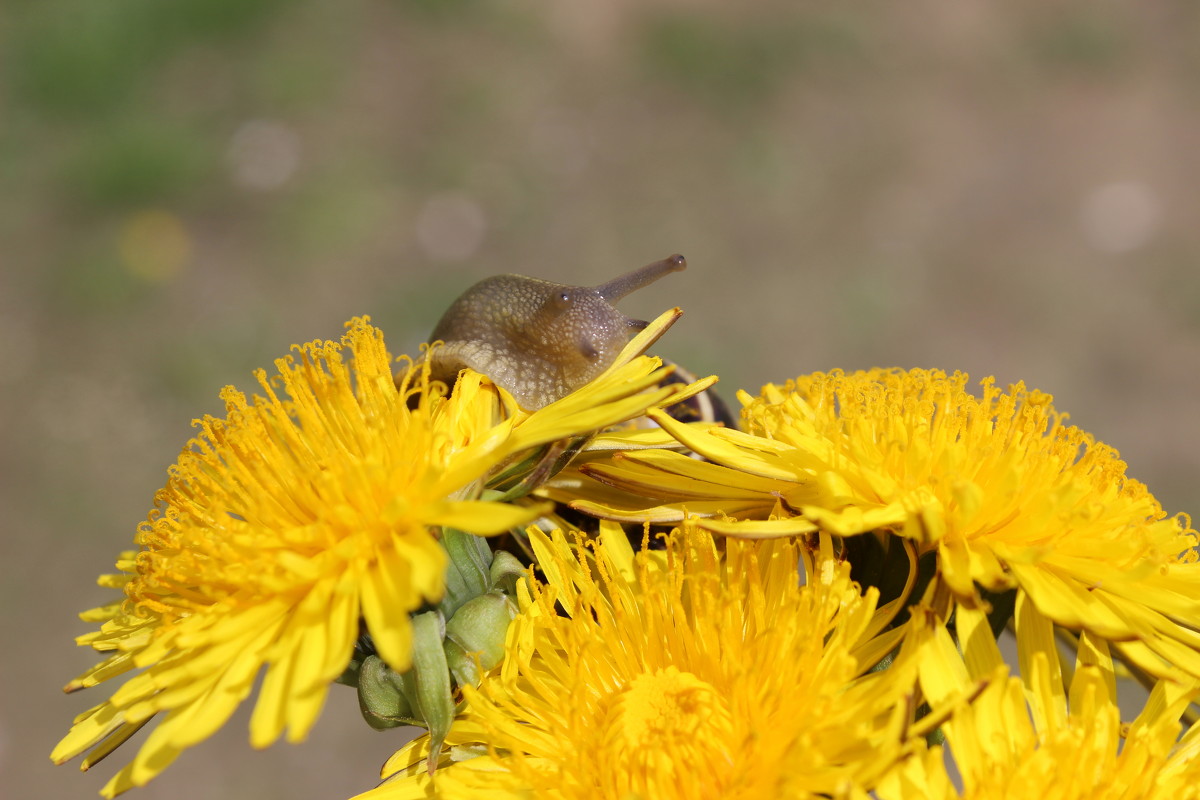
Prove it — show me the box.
[4,0,1200,797]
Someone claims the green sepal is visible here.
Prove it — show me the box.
[442,638,480,690]
[409,610,456,770]
[444,528,492,591]
[488,550,526,597]
[438,528,494,619]
[440,556,474,621]
[443,591,517,688]
[357,655,419,730]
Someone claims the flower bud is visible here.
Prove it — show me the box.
[443,591,517,689]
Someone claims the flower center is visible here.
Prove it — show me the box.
[608,666,733,753]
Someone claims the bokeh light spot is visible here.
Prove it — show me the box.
[118,209,191,283]
[1079,181,1162,254]
[227,119,302,191]
[414,191,488,262]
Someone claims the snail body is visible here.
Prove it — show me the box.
[428,254,687,409]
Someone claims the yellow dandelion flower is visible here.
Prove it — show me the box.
[352,524,921,800]
[560,368,1200,682]
[876,596,1200,800]
[52,311,708,797]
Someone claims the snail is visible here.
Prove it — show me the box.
[426,254,688,410]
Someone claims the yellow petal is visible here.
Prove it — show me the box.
[427,500,547,535]
[1014,591,1067,734]
[1010,563,1136,640]
[696,517,818,538]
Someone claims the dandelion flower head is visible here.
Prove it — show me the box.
[568,368,1200,682]
[359,524,919,800]
[877,594,1200,800]
[53,313,701,797]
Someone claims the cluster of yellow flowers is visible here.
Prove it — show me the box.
[54,311,1200,799]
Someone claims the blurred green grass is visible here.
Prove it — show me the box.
[8,0,285,113]
[640,9,867,105]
